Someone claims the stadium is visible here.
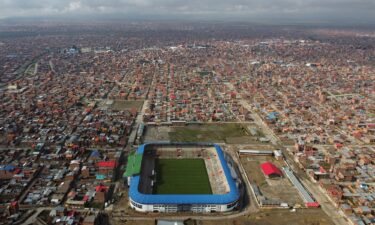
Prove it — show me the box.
[124,143,241,213]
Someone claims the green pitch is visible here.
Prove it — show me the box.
[154,158,212,194]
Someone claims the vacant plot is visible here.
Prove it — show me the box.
[144,126,171,142]
[240,155,303,206]
[154,158,212,194]
[111,100,144,110]
[201,208,334,225]
[169,124,256,143]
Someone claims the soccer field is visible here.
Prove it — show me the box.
[154,158,212,194]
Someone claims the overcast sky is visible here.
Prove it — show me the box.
[1,0,375,24]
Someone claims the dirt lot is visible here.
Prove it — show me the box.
[111,209,333,225]
[144,124,264,144]
[112,219,155,225]
[240,155,304,206]
[111,100,144,110]
[200,209,334,225]
[144,126,171,142]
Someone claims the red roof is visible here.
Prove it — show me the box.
[97,161,116,168]
[96,184,108,192]
[306,202,320,208]
[260,162,283,177]
[67,210,76,217]
[335,143,343,149]
[11,201,18,207]
[83,195,89,202]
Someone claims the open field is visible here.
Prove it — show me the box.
[200,208,334,225]
[144,124,265,144]
[111,208,333,225]
[112,219,155,225]
[168,124,262,143]
[112,100,144,110]
[25,62,37,75]
[240,155,304,206]
[154,158,212,194]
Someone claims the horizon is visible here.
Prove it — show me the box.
[1,17,375,30]
[1,0,375,26]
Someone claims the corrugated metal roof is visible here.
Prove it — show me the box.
[97,161,116,168]
[0,164,15,171]
[90,150,100,158]
[95,174,106,180]
[239,150,273,154]
[260,162,282,176]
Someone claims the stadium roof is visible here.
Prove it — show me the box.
[123,153,143,177]
[260,162,283,177]
[129,143,240,205]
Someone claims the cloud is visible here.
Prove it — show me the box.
[0,0,374,23]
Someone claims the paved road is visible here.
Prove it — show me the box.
[299,176,349,225]
[238,98,280,145]
[22,207,51,225]
[137,100,148,124]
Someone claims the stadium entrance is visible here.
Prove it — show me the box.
[178,204,192,211]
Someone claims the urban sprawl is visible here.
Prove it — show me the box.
[0,22,374,225]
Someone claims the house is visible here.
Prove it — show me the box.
[97,161,116,177]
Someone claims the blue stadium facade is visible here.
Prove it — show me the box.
[127,143,240,213]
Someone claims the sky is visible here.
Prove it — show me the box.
[1,0,375,24]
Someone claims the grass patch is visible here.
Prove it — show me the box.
[111,100,144,110]
[154,158,212,194]
[25,63,37,75]
[169,123,251,143]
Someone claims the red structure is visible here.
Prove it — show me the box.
[306,202,320,208]
[95,184,108,192]
[97,161,116,168]
[97,161,117,177]
[260,162,283,178]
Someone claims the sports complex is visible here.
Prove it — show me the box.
[123,143,241,213]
